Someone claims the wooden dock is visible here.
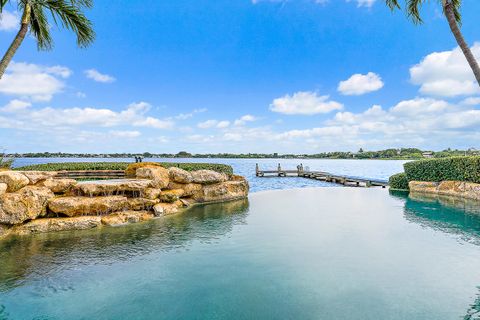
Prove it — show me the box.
[255,164,388,188]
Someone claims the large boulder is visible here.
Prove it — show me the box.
[160,189,184,203]
[0,171,30,192]
[101,211,154,226]
[12,216,102,236]
[0,183,7,196]
[38,178,77,193]
[437,181,465,197]
[48,196,129,217]
[74,179,152,196]
[464,182,480,200]
[141,187,162,200]
[136,167,170,189]
[167,182,202,197]
[168,167,193,184]
[191,170,228,185]
[409,181,439,194]
[0,186,55,225]
[153,201,185,216]
[193,179,249,203]
[21,171,57,184]
[125,162,164,177]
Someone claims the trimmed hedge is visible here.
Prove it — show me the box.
[15,162,234,175]
[403,156,480,183]
[389,173,409,191]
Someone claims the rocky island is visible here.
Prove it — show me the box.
[0,163,249,239]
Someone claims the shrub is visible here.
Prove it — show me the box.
[389,173,409,191]
[16,162,234,175]
[0,152,13,169]
[404,156,480,183]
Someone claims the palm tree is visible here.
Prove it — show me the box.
[386,0,480,88]
[0,0,95,79]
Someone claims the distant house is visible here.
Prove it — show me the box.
[422,152,434,158]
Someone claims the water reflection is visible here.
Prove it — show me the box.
[0,199,249,293]
[389,190,480,245]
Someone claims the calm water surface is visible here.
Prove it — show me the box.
[1,188,480,319]
[12,158,408,192]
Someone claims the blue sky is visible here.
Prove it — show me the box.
[0,0,479,153]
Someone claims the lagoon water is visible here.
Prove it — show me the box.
[1,188,480,319]
[12,158,408,192]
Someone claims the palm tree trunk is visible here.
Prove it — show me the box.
[0,5,31,79]
[443,0,480,87]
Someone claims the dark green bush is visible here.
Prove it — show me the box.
[15,162,234,175]
[404,156,480,183]
[389,173,409,191]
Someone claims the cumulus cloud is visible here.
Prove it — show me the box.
[84,69,116,83]
[0,10,19,31]
[0,101,173,130]
[338,72,384,95]
[410,44,480,97]
[198,119,231,129]
[270,91,343,115]
[234,115,257,126]
[0,62,71,101]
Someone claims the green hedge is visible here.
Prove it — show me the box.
[15,162,234,175]
[403,156,480,183]
[389,173,409,191]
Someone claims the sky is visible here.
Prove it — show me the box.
[0,0,480,154]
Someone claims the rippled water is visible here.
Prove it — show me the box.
[1,188,480,319]
[12,158,408,192]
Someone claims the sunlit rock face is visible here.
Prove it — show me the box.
[0,171,30,192]
[0,167,249,239]
[191,170,228,185]
[48,196,129,217]
[37,178,77,194]
[74,179,152,196]
[410,180,480,201]
[136,167,170,189]
[0,186,55,225]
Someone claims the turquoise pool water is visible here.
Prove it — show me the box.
[1,188,480,319]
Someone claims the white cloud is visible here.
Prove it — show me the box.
[270,91,343,115]
[410,44,480,97]
[84,69,116,83]
[347,0,376,7]
[461,97,480,106]
[198,119,231,129]
[109,130,141,138]
[338,72,384,95]
[0,101,173,130]
[0,99,31,113]
[0,62,71,101]
[234,114,258,126]
[0,10,19,31]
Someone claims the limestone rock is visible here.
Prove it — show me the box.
[38,178,77,193]
[101,211,154,226]
[153,201,184,216]
[168,167,193,183]
[193,179,249,203]
[464,182,480,200]
[141,188,162,200]
[0,186,55,225]
[136,167,170,189]
[0,183,6,195]
[0,224,10,239]
[191,170,228,185]
[437,181,465,197]
[409,181,439,194]
[125,162,164,177]
[167,182,202,197]
[0,171,30,192]
[127,198,159,211]
[21,171,57,184]
[74,179,152,196]
[12,216,102,236]
[160,189,184,203]
[48,196,129,217]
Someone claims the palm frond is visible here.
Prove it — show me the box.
[43,0,95,48]
[30,3,53,50]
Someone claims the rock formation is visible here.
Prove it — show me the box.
[0,166,249,239]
